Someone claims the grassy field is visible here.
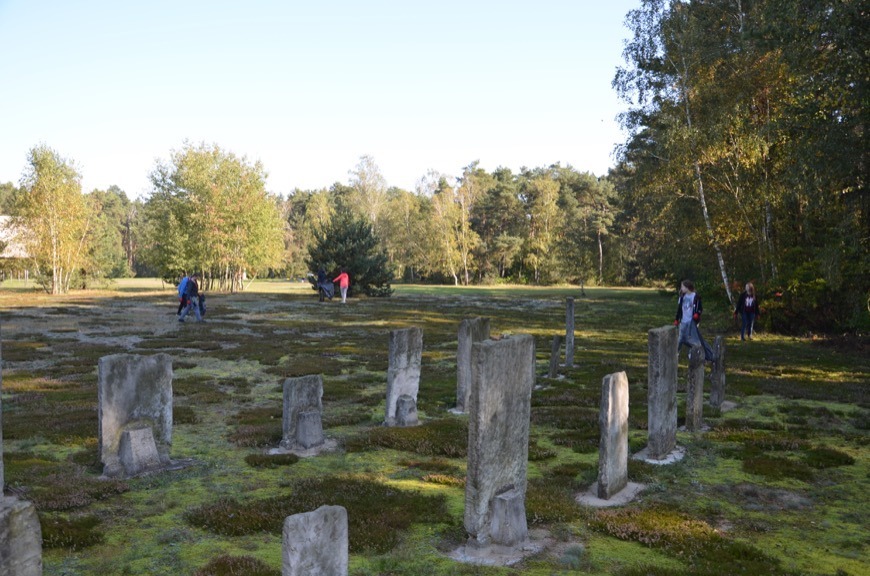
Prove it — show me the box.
[0,278,867,575]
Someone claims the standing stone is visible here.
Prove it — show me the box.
[395,394,418,427]
[385,327,422,426]
[597,371,629,499]
[118,427,162,476]
[647,326,678,459]
[98,353,173,478]
[0,325,43,576]
[282,505,348,576]
[548,335,562,378]
[709,336,726,409]
[455,318,490,412]
[685,345,705,431]
[465,335,534,546]
[565,298,575,367]
[282,375,324,449]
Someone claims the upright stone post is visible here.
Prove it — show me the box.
[465,335,534,547]
[647,326,678,459]
[597,371,629,499]
[709,336,726,409]
[282,505,348,576]
[281,375,324,450]
[0,324,43,576]
[548,335,562,378]
[456,318,490,412]
[685,345,705,431]
[98,354,173,477]
[565,298,575,367]
[385,327,422,426]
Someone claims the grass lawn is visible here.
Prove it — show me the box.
[1,278,867,575]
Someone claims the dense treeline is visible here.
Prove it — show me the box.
[0,0,864,331]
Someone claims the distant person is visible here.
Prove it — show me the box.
[734,282,760,341]
[179,273,204,323]
[176,273,190,316]
[674,279,713,361]
[317,267,333,302]
[334,268,350,304]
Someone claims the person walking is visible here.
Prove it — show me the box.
[176,273,190,316]
[179,273,204,322]
[734,282,760,341]
[334,268,350,304]
[674,279,713,361]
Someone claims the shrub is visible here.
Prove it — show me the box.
[244,453,299,468]
[193,555,279,576]
[803,447,855,469]
[40,514,104,550]
[345,418,467,458]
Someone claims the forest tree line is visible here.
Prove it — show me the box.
[0,0,865,331]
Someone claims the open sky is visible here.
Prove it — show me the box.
[0,0,639,198]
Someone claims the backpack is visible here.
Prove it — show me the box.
[198,293,207,316]
[177,276,189,298]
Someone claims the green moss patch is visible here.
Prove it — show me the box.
[185,475,451,553]
[193,555,279,576]
[345,418,468,458]
[40,514,104,550]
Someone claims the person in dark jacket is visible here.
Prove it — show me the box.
[734,282,760,341]
[179,273,204,323]
[674,279,713,361]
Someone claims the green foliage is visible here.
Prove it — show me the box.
[185,475,451,553]
[526,477,583,525]
[306,207,394,297]
[193,555,279,576]
[40,514,104,550]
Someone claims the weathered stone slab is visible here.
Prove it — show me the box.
[119,427,162,476]
[686,345,705,432]
[282,375,324,449]
[489,488,528,547]
[565,298,575,366]
[456,318,491,412]
[709,336,726,409]
[465,335,534,546]
[282,505,348,576]
[0,496,43,576]
[548,335,562,378]
[385,327,422,426]
[98,354,173,477]
[647,326,678,459]
[597,371,629,499]
[395,394,418,427]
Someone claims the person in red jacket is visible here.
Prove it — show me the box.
[334,268,350,303]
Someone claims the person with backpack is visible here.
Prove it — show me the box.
[177,273,190,316]
[179,273,204,323]
[734,282,760,341]
[674,279,713,361]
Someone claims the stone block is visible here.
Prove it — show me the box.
[465,334,534,545]
[98,354,173,477]
[489,488,528,546]
[295,410,324,449]
[597,371,629,499]
[385,327,422,426]
[647,326,678,459]
[456,318,490,412]
[548,335,562,378]
[0,496,43,576]
[282,375,324,449]
[119,427,162,476]
[565,298,575,366]
[395,394,418,427]
[709,336,726,409]
[686,345,705,431]
[282,505,348,576]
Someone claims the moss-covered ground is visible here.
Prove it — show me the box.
[0,278,867,575]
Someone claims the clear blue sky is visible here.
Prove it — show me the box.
[0,0,639,198]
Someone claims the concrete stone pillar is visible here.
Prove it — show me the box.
[685,345,705,432]
[565,298,575,367]
[709,336,726,409]
[456,318,490,412]
[597,371,629,499]
[548,335,562,378]
[98,353,173,478]
[282,375,324,450]
[465,335,534,546]
[282,505,348,576]
[395,395,418,427]
[647,326,678,459]
[385,327,422,426]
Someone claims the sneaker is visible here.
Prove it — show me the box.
[178,318,185,323]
